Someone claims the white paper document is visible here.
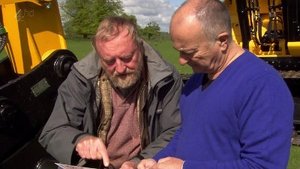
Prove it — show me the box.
[55,163,97,169]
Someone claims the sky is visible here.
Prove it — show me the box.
[58,0,185,32]
[122,0,185,32]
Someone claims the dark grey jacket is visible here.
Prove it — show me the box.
[39,41,183,165]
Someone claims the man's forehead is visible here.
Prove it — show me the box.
[171,29,202,50]
[97,39,137,58]
[97,34,135,48]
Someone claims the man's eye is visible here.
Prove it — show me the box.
[121,56,132,63]
[180,51,195,57]
[104,59,115,65]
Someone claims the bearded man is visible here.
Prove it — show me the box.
[39,16,183,169]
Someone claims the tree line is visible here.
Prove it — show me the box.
[60,0,161,40]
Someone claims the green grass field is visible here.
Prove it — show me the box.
[1,38,300,169]
[289,146,300,169]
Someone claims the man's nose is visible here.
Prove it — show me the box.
[179,55,188,65]
[115,60,126,73]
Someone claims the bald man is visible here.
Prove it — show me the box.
[138,0,294,169]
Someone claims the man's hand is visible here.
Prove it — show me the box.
[75,135,110,167]
[155,157,184,169]
[120,161,137,169]
[137,159,156,169]
[138,157,184,169]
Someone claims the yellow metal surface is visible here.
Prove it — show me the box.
[0,0,66,74]
[0,0,52,6]
[288,42,300,56]
[225,0,300,58]
[225,0,243,47]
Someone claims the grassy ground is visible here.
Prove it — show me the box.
[1,38,299,169]
[288,145,300,169]
[66,38,93,59]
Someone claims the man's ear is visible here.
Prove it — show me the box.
[139,39,144,48]
[217,32,229,51]
[137,38,144,46]
[137,38,145,53]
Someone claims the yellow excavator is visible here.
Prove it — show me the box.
[1,0,300,169]
[0,0,77,168]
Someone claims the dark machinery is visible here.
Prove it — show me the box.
[0,0,77,168]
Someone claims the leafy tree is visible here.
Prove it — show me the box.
[61,0,124,38]
[142,21,161,40]
[121,14,138,27]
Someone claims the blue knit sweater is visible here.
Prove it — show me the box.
[154,51,294,169]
